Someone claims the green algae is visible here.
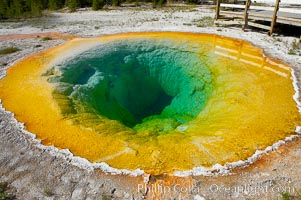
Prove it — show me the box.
[46,39,214,134]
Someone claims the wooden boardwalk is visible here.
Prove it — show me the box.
[215,0,301,37]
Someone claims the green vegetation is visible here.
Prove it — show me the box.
[101,194,112,200]
[31,0,43,16]
[112,0,120,6]
[135,0,139,7]
[48,0,58,10]
[199,17,214,27]
[0,0,204,18]
[0,0,201,19]
[43,188,53,197]
[0,182,14,200]
[183,23,192,26]
[288,49,296,55]
[1,0,192,18]
[0,0,45,19]
[185,0,198,4]
[92,0,104,10]
[41,36,53,41]
[251,2,268,6]
[280,192,292,200]
[288,39,300,55]
[274,37,282,42]
[0,47,20,55]
[193,16,214,27]
[152,0,166,7]
[67,0,78,12]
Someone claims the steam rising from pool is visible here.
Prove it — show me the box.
[0,32,300,174]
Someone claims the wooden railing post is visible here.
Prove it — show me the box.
[269,0,280,35]
[243,0,251,31]
[215,0,221,20]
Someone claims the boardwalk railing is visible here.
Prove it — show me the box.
[215,0,301,37]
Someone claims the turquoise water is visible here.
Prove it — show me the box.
[45,39,214,133]
[3,33,299,173]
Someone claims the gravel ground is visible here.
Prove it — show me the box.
[0,6,301,200]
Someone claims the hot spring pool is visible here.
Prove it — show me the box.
[0,32,300,174]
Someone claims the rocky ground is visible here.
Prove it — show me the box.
[0,5,301,200]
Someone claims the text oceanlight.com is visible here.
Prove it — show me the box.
[208,183,294,195]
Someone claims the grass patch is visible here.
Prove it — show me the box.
[273,37,282,42]
[288,39,300,55]
[292,40,300,50]
[43,188,53,197]
[0,182,15,200]
[281,192,293,200]
[288,49,296,55]
[193,16,214,27]
[252,2,268,6]
[41,36,52,41]
[0,47,20,55]
[296,191,301,200]
[183,23,192,26]
[101,194,112,200]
